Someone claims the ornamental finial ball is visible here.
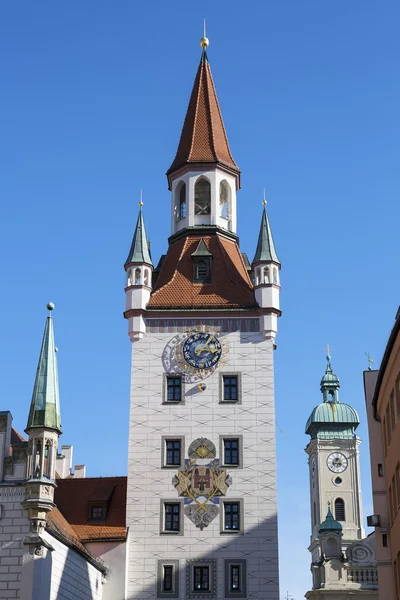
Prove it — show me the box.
[47,302,55,311]
[200,36,209,49]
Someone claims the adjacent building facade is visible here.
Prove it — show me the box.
[305,356,378,599]
[125,38,281,600]
[364,306,400,600]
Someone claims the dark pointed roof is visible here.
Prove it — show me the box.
[167,51,240,186]
[318,506,343,534]
[125,207,152,267]
[252,206,280,265]
[26,304,61,433]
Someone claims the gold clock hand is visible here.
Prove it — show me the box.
[195,334,216,355]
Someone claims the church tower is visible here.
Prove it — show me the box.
[305,355,364,571]
[125,36,281,600]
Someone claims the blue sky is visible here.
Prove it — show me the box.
[1,2,399,598]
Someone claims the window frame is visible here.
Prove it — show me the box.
[334,497,346,522]
[157,559,179,598]
[194,177,211,215]
[160,499,184,535]
[193,257,211,284]
[161,436,185,469]
[163,374,184,404]
[220,373,242,404]
[224,559,247,598]
[186,559,217,599]
[220,498,244,535]
[88,503,106,522]
[220,435,243,469]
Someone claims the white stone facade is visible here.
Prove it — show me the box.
[126,320,279,600]
[0,486,29,599]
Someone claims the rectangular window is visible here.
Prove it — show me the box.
[383,416,388,454]
[378,463,384,477]
[386,405,392,444]
[230,565,241,591]
[165,503,180,532]
[163,566,173,592]
[166,440,181,466]
[89,505,104,521]
[167,377,182,402]
[390,390,395,432]
[193,566,209,591]
[224,502,240,531]
[223,376,238,402]
[382,533,388,547]
[224,439,239,465]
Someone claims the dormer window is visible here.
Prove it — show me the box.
[191,239,212,283]
[195,177,211,215]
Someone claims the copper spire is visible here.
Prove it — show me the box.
[167,44,240,188]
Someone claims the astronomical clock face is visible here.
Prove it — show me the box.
[162,327,228,382]
[327,452,348,473]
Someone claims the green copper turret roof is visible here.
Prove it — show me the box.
[305,356,360,439]
[26,303,61,433]
[252,206,280,265]
[318,506,343,534]
[125,207,152,267]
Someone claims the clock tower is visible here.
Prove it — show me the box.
[305,355,364,567]
[124,36,281,600]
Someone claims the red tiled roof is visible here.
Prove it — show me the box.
[54,477,127,542]
[148,234,256,309]
[11,428,26,443]
[167,52,239,182]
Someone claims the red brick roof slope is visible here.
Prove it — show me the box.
[54,476,127,542]
[11,428,26,443]
[148,234,256,309]
[167,52,239,178]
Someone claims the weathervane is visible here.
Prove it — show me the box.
[365,352,374,371]
[325,343,331,359]
[200,19,209,49]
[139,189,143,207]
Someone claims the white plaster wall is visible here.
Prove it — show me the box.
[86,541,127,600]
[43,530,103,600]
[0,485,29,599]
[126,324,279,599]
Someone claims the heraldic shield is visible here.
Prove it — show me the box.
[172,438,232,530]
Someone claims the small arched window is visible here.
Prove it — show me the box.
[135,268,141,285]
[179,183,186,219]
[219,180,231,219]
[195,177,211,215]
[264,267,270,283]
[144,269,149,286]
[273,268,278,284]
[256,268,261,285]
[335,498,345,521]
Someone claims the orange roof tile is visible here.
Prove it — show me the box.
[54,477,127,542]
[167,52,239,183]
[148,233,256,309]
[11,428,26,443]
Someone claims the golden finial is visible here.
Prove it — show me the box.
[200,19,209,49]
[262,188,267,206]
[139,189,143,207]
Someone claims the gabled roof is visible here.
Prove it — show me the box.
[26,304,61,433]
[54,476,127,542]
[125,207,152,267]
[167,51,240,185]
[252,206,280,265]
[147,232,256,309]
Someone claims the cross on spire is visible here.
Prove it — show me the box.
[365,352,374,371]
[325,343,331,358]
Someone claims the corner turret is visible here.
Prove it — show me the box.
[23,303,61,539]
[252,201,281,341]
[124,202,153,340]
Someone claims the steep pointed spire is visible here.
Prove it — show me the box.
[26,303,61,433]
[167,42,240,187]
[252,205,280,265]
[125,205,153,267]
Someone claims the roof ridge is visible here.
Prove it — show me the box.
[207,60,232,164]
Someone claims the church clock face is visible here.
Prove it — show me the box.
[182,332,222,370]
[327,452,348,473]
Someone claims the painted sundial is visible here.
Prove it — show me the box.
[172,438,232,530]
